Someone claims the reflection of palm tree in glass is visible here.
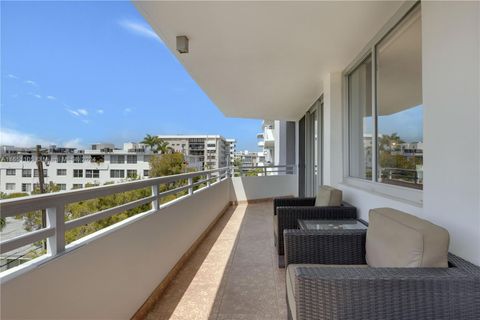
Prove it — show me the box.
[378,133,404,152]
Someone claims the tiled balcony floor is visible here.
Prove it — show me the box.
[145,201,287,320]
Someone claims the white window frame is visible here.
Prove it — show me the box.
[73,169,83,178]
[57,169,67,176]
[6,183,15,190]
[6,169,16,176]
[342,1,423,206]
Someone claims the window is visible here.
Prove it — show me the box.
[110,155,125,164]
[143,170,149,177]
[34,169,48,177]
[110,169,124,178]
[57,155,67,163]
[127,155,137,164]
[21,183,31,192]
[85,169,100,178]
[73,155,83,163]
[58,184,67,191]
[57,169,67,176]
[6,183,15,190]
[73,169,83,178]
[347,4,422,190]
[6,169,16,176]
[22,169,32,177]
[144,155,151,162]
[72,184,83,189]
[348,55,372,180]
[376,5,423,189]
[127,170,137,178]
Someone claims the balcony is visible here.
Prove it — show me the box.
[0,166,297,319]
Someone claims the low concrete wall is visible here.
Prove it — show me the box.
[1,179,231,319]
[230,175,298,202]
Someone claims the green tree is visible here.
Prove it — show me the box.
[149,153,187,177]
[141,134,161,153]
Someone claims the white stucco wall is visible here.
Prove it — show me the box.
[230,175,298,202]
[421,1,480,265]
[322,1,480,265]
[1,180,231,319]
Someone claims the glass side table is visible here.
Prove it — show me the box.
[298,219,368,231]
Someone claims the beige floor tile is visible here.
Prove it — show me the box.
[144,201,285,320]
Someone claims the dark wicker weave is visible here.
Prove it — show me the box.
[284,232,480,320]
[284,229,366,266]
[273,197,316,216]
[274,201,356,259]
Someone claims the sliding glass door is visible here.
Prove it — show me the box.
[304,98,323,196]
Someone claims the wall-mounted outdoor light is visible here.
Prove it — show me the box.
[176,36,189,54]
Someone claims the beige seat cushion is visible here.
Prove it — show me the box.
[315,185,342,207]
[286,264,367,320]
[366,208,449,268]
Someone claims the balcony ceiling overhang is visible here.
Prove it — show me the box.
[134,1,403,120]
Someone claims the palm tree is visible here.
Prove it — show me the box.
[157,139,174,154]
[141,134,160,153]
[378,133,404,151]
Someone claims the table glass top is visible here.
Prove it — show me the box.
[298,219,367,231]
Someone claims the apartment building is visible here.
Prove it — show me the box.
[0,143,154,194]
[158,135,231,170]
[234,150,265,167]
[226,138,237,166]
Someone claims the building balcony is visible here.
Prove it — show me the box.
[0,166,297,319]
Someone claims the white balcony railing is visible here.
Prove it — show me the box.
[234,164,296,176]
[0,167,230,271]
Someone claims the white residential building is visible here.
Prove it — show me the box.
[226,139,237,166]
[0,142,204,194]
[158,135,232,170]
[0,144,153,194]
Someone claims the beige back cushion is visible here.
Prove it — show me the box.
[315,186,342,207]
[366,208,449,268]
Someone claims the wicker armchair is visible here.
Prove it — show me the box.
[284,230,480,320]
[273,197,356,264]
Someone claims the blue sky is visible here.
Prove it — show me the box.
[363,105,423,143]
[1,1,261,151]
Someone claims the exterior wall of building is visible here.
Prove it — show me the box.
[0,147,151,194]
[319,2,480,265]
[158,135,231,171]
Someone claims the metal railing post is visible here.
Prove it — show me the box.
[264,167,267,176]
[188,177,193,195]
[46,205,65,255]
[207,172,211,187]
[151,184,159,211]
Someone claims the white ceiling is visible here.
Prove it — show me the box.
[135,1,404,120]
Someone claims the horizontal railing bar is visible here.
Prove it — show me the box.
[157,175,222,199]
[65,195,157,230]
[0,167,229,217]
[0,228,55,255]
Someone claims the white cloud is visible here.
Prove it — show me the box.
[0,128,85,149]
[34,94,42,99]
[124,107,132,113]
[118,19,163,43]
[82,119,90,124]
[63,138,83,149]
[97,109,104,114]
[25,80,38,87]
[66,108,80,117]
[77,109,88,116]
[0,128,53,148]
[7,74,19,79]
[46,95,56,100]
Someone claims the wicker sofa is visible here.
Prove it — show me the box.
[273,196,357,266]
[284,208,480,320]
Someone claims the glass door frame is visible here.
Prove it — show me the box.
[304,96,323,197]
